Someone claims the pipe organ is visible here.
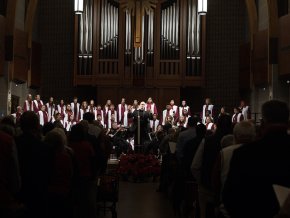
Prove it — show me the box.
[74,0,206,89]
[77,0,93,75]
[187,0,201,76]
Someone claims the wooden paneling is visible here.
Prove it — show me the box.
[252,30,269,86]
[13,29,28,82]
[30,41,41,87]
[239,42,251,90]
[279,14,290,78]
[0,16,5,75]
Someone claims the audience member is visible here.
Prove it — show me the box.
[223,100,290,218]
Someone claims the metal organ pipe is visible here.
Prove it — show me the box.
[175,0,179,50]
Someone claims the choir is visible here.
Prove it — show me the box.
[13,94,251,133]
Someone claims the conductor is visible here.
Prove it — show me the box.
[128,101,153,145]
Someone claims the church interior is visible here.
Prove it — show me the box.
[1,0,290,218]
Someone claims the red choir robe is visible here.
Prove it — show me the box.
[179,106,191,117]
[117,104,128,125]
[202,104,214,123]
[171,105,179,121]
[232,113,244,124]
[162,109,174,125]
[46,103,56,122]
[105,110,117,129]
[33,100,44,113]
[57,104,66,120]
[150,119,159,132]
[63,110,75,131]
[145,103,158,115]
[23,100,34,112]
[37,110,49,126]
[71,102,80,122]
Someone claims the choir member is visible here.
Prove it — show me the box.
[177,115,187,128]
[127,105,134,127]
[46,97,56,122]
[37,105,49,126]
[162,105,175,125]
[64,104,73,124]
[23,94,34,112]
[56,99,66,120]
[117,98,128,125]
[202,110,213,125]
[205,116,215,132]
[232,107,244,126]
[122,105,130,128]
[202,97,214,123]
[96,114,104,128]
[128,101,153,145]
[179,100,191,116]
[95,104,104,124]
[71,97,80,123]
[104,99,112,115]
[106,104,117,129]
[150,113,159,133]
[33,94,44,113]
[145,97,158,115]
[80,101,89,120]
[88,99,96,114]
[169,99,179,121]
[63,114,75,132]
[11,106,22,125]
[132,100,139,112]
[218,106,230,117]
[239,100,251,120]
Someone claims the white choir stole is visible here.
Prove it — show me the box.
[57,104,66,118]
[107,110,117,129]
[24,100,33,111]
[123,111,129,127]
[33,100,44,111]
[80,108,89,121]
[232,113,244,123]
[162,109,174,125]
[202,104,214,124]
[38,110,48,126]
[150,119,159,132]
[179,106,190,116]
[241,106,249,120]
[206,122,214,131]
[145,103,157,114]
[63,120,76,132]
[46,103,55,122]
[118,104,128,123]
[70,102,80,121]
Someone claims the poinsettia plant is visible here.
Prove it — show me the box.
[118,153,161,182]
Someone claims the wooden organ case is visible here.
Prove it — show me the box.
[74,0,206,106]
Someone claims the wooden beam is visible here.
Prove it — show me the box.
[25,0,38,48]
[5,0,17,35]
[245,0,258,48]
[267,0,278,38]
